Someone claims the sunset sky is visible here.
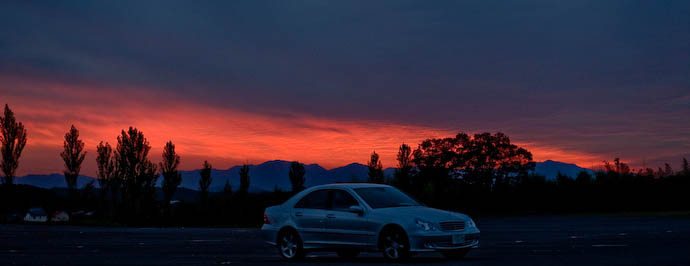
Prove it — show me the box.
[1,1,688,177]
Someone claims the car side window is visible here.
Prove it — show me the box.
[294,189,330,209]
[331,190,359,211]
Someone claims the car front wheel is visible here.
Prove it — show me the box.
[379,227,410,260]
[277,229,305,260]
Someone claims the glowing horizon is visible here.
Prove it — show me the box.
[3,76,607,177]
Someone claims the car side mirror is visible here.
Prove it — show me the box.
[348,206,364,215]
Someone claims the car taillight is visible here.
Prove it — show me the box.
[263,212,270,224]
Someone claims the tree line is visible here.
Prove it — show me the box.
[2,103,690,226]
[0,104,265,225]
[365,132,689,214]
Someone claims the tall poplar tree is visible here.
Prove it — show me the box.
[0,104,27,185]
[160,141,182,207]
[61,125,86,193]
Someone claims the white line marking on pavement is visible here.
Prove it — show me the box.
[514,240,524,243]
[592,244,627,247]
[617,233,627,236]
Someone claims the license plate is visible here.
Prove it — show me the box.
[452,234,465,244]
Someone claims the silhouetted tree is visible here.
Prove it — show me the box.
[556,172,574,187]
[575,171,593,185]
[96,141,116,217]
[367,151,385,183]
[656,167,664,178]
[0,104,27,185]
[393,143,413,191]
[458,132,534,190]
[664,163,674,176]
[81,180,96,204]
[238,164,250,195]
[288,161,306,193]
[199,161,212,203]
[160,141,182,207]
[96,142,115,190]
[60,125,86,194]
[413,132,534,194]
[682,158,690,175]
[114,127,158,218]
[407,131,536,210]
[604,158,630,175]
[223,180,233,195]
[412,136,460,196]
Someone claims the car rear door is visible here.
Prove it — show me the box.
[292,189,330,244]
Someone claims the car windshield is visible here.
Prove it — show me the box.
[354,187,422,209]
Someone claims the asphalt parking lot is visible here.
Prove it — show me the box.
[2,215,689,266]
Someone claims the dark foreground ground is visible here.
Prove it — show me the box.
[2,215,690,266]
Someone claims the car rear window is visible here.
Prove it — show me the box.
[294,189,330,209]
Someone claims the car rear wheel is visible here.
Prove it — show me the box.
[379,227,410,261]
[277,229,305,260]
[336,250,360,258]
[441,248,469,259]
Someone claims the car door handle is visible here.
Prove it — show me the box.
[295,212,303,217]
[326,214,336,218]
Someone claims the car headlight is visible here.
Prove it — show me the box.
[415,218,437,231]
[466,219,477,229]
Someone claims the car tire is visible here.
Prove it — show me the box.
[336,250,360,258]
[277,229,305,261]
[379,226,410,261]
[441,248,470,259]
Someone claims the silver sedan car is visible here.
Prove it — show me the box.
[261,183,480,261]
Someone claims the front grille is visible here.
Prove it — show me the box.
[434,239,476,248]
[439,221,465,231]
[424,234,478,248]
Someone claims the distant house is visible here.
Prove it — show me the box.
[6,211,24,223]
[24,208,48,223]
[51,211,70,222]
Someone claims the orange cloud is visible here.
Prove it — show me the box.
[2,75,605,176]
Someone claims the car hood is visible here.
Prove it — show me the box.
[371,206,469,222]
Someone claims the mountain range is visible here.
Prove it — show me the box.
[15,160,594,192]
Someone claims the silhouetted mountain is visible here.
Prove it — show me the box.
[16,174,98,189]
[16,160,595,191]
[532,160,595,180]
[176,160,359,193]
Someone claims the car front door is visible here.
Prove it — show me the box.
[292,189,330,244]
[323,189,378,247]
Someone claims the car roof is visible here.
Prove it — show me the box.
[307,183,391,190]
[282,183,395,208]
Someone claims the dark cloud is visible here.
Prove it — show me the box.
[1,0,689,167]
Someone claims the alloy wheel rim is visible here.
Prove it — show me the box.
[384,234,403,259]
[280,232,297,258]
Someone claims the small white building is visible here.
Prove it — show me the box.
[51,211,70,222]
[24,208,48,223]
